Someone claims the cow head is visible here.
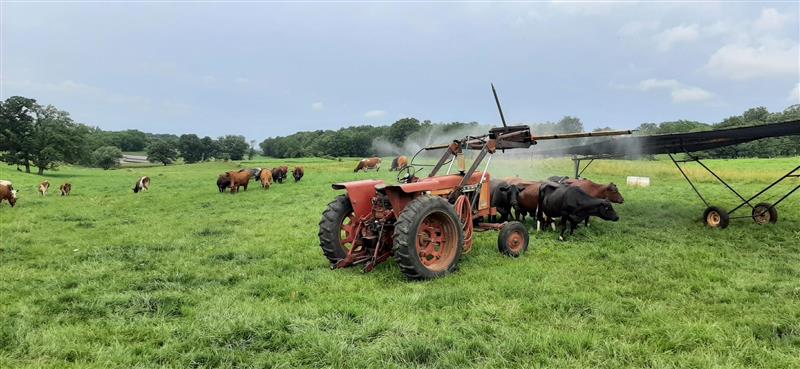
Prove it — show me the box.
[9,189,17,206]
[605,183,624,204]
[597,200,619,221]
[499,184,522,213]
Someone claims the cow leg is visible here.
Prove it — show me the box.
[559,218,568,241]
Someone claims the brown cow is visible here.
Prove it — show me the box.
[38,180,50,196]
[293,166,304,182]
[133,176,150,193]
[390,156,408,171]
[560,178,624,204]
[272,166,288,184]
[226,171,252,193]
[260,169,273,189]
[354,157,381,172]
[217,174,231,192]
[60,182,72,196]
[0,180,17,207]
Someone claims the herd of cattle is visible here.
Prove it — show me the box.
[216,166,304,193]
[0,179,74,207]
[490,176,624,240]
[1,156,622,240]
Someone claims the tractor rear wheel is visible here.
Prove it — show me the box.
[393,195,464,280]
[318,195,357,265]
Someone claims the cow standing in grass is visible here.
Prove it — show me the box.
[548,176,624,227]
[293,166,304,182]
[354,158,381,172]
[38,180,50,196]
[0,180,17,207]
[390,156,408,171]
[133,176,150,193]
[260,169,273,189]
[226,171,252,193]
[539,184,619,241]
[60,183,72,196]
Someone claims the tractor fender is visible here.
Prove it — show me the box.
[332,180,385,219]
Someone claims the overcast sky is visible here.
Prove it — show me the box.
[2,2,798,141]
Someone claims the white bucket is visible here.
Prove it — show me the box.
[627,176,651,187]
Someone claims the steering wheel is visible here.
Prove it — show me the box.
[397,166,418,183]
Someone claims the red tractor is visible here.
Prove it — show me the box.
[318,87,629,279]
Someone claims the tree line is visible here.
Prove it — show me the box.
[0,96,253,173]
[634,105,800,158]
[2,95,798,174]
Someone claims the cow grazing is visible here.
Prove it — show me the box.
[38,181,50,196]
[60,182,72,196]
[489,179,522,222]
[226,171,252,193]
[0,181,17,207]
[272,166,288,184]
[354,157,381,172]
[133,176,150,193]
[390,156,408,171]
[293,166,304,182]
[260,169,273,189]
[217,174,231,192]
[539,184,619,241]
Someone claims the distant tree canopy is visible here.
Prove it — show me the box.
[635,105,800,158]
[2,95,798,171]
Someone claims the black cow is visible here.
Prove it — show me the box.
[539,183,619,241]
[490,180,522,222]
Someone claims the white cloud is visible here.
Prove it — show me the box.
[234,77,250,84]
[653,24,699,52]
[363,110,387,119]
[618,20,660,37]
[754,8,789,32]
[619,78,714,104]
[705,40,798,80]
[671,86,714,103]
[638,78,680,91]
[311,102,324,111]
[790,84,800,103]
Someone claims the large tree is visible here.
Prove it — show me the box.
[178,134,205,163]
[92,146,123,170]
[146,140,179,166]
[0,97,88,174]
[0,96,38,172]
[218,135,249,160]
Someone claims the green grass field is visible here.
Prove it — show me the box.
[1,156,799,368]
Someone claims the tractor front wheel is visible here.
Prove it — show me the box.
[393,195,464,280]
[318,195,357,265]
[498,221,529,257]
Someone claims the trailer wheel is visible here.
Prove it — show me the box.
[393,195,464,280]
[703,206,730,229]
[318,195,357,264]
[752,202,778,225]
[498,221,529,257]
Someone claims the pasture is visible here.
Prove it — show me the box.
[1,156,799,369]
